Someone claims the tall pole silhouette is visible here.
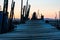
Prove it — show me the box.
[20,0,31,23]
[0,5,1,11]
[1,0,8,33]
[9,0,15,31]
[59,11,60,24]
[25,0,28,17]
[25,5,31,20]
[20,0,23,23]
[23,6,25,17]
[37,10,40,19]
[9,0,15,21]
[59,11,60,20]
[55,12,57,20]
[3,0,8,13]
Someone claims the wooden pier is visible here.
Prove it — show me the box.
[0,20,60,40]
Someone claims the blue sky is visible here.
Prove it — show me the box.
[0,0,60,19]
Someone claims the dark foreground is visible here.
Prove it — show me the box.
[0,20,60,40]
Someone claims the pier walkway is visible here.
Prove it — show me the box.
[0,20,60,40]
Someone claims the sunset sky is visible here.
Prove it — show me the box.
[0,0,60,19]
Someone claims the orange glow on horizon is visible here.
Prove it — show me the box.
[13,10,59,19]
